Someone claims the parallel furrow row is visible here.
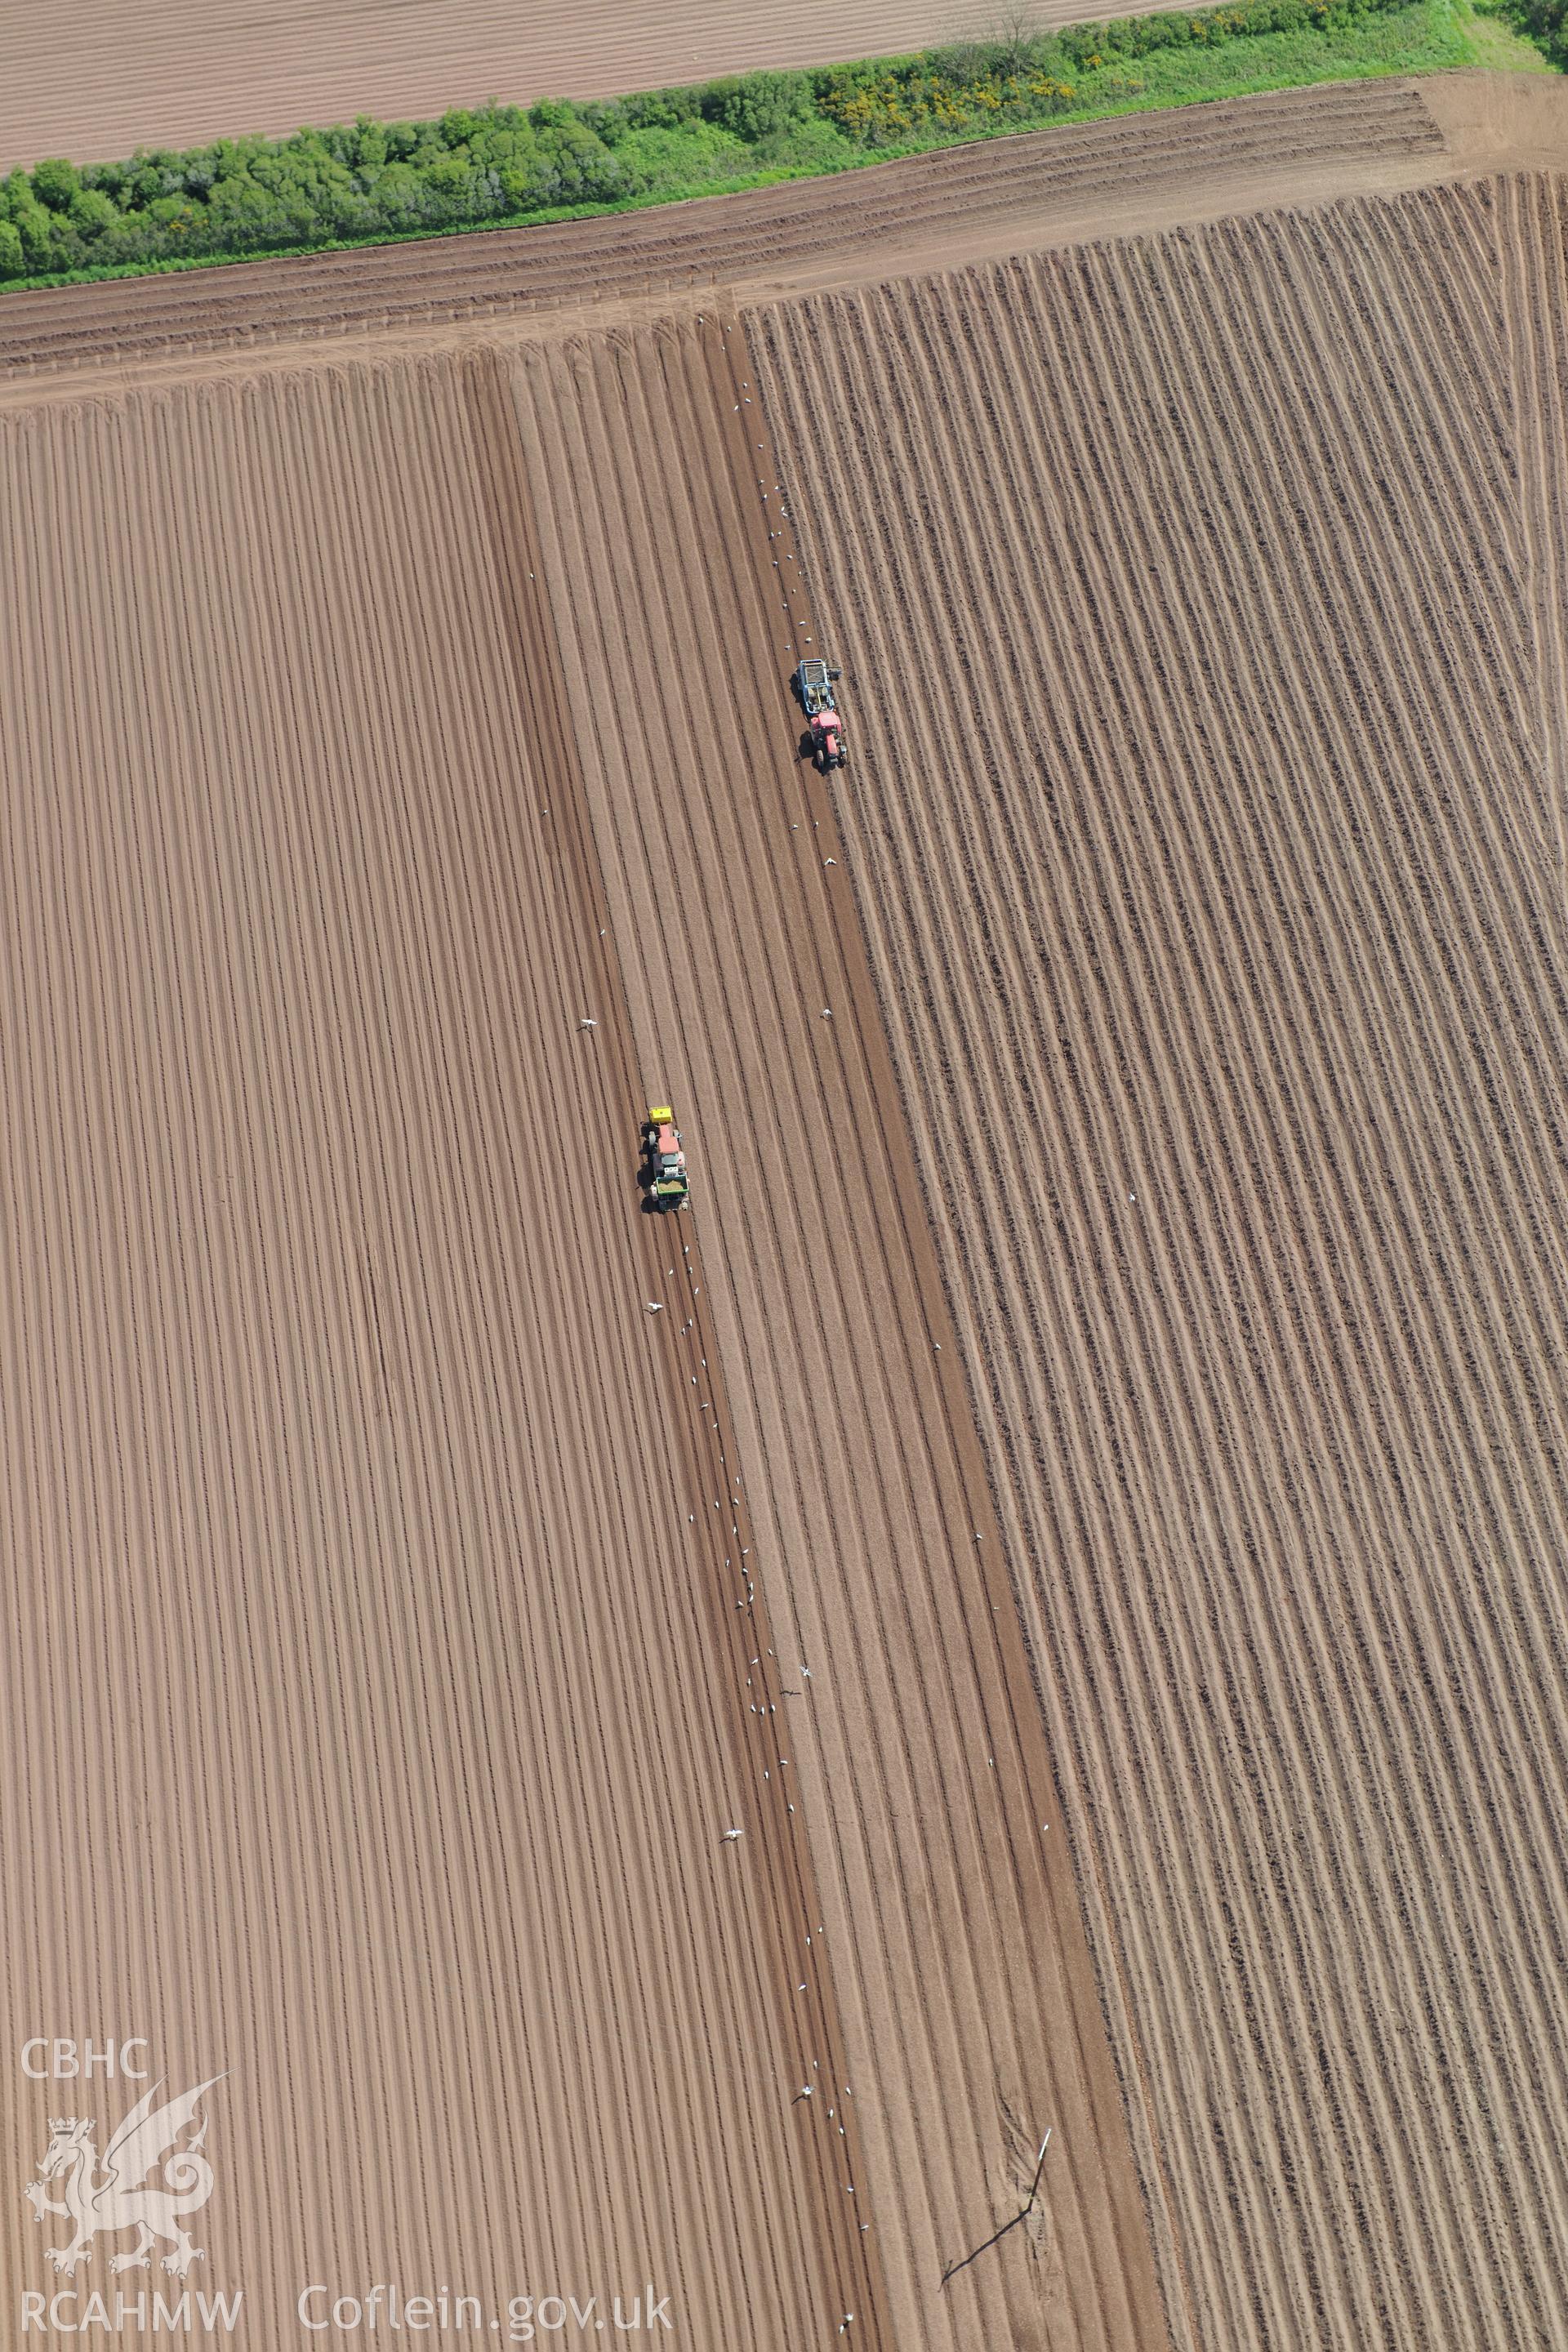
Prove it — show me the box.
[747,172,1568,2352]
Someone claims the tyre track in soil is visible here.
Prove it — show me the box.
[0,82,1445,386]
[497,312,1172,2352]
[459,356,887,2350]
[0,359,879,2348]
[746,179,1568,2352]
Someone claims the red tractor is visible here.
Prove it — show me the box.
[795,658,847,773]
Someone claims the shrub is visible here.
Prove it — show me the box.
[814,0,1411,142]
[420,152,475,202]
[0,220,24,278]
[747,115,856,170]
[696,76,744,130]
[621,84,705,130]
[711,66,815,141]
[1499,0,1567,58]
[30,156,81,211]
[613,121,751,192]
[68,186,120,238]
[925,40,990,78]
[205,176,289,246]
[12,194,58,268]
[577,98,630,143]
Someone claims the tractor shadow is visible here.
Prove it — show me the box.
[633,1164,663,1216]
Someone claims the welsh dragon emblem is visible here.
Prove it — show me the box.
[24,2078,223,2278]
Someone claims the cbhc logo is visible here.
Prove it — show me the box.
[20,2041,149,2080]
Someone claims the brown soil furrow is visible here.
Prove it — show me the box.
[1175,216,1568,1618]
[1085,216,1568,2314]
[1,0,1174,171]
[822,197,1568,2314]
[0,354,880,2346]
[747,174,1568,2350]
[1069,215,1568,1557]
[518,321,1029,2328]
[458,340,884,2342]
[760,272,1329,2341]
[1499,171,1568,905]
[497,310,1170,2350]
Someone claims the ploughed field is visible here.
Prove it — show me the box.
[3,71,1568,2352]
[0,0,1169,169]
[0,268,1164,2352]
[750,167,1568,2350]
[0,359,891,2348]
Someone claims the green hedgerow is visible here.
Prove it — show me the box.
[0,0,1481,292]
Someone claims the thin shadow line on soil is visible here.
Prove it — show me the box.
[939,2130,1052,2288]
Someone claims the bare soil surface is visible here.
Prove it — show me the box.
[0,280,1167,2352]
[0,0,1168,170]
[490,319,1169,2350]
[0,356,884,2348]
[748,162,1568,2352]
[6,66,1568,2352]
